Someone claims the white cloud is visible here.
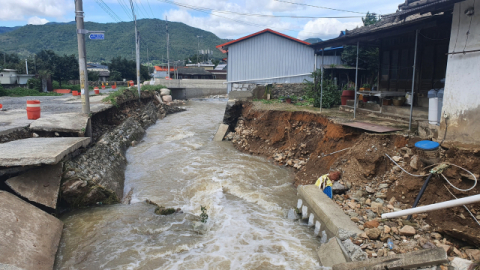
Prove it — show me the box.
[297,18,362,40]
[27,16,49,25]
[0,0,73,21]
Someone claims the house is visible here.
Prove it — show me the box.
[0,69,35,85]
[186,63,215,70]
[170,67,214,79]
[310,0,480,146]
[87,63,110,81]
[216,29,315,92]
[207,64,227,80]
[153,66,175,78]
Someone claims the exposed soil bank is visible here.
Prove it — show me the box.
[226,101,480,258]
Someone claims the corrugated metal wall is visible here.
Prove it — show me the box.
[227,32,315,88]
[316,55,343,67]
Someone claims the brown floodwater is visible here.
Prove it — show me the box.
[54,99,323,269]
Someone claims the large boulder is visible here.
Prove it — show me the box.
[162,95,173,102]
[160,88,171,96]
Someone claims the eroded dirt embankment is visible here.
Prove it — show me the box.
[226,102,480,258]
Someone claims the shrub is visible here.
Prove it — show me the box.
[303,70,341,108]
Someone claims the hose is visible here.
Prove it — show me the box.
[385,154,425,177]
[441,163,477,192]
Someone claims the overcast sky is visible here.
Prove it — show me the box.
[1,0,401,40]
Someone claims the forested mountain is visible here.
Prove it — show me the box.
[0,26,21,34]
[0,19,227,62]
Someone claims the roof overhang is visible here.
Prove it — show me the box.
[310,12,451,49]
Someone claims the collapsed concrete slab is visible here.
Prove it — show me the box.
[0,137,90,167]
[0,191,63,270]
[29,113,89,134]
[332,248,448,270]
[5,163,63,209]
[213,124,229,141]
[298,185,362,240]
[317,237,349,267]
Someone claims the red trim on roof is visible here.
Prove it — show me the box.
[154,66,176,71]
[215,29,310,53]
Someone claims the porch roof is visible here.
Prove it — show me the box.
[310,6,454,49]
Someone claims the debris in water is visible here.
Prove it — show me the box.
[146,199,177,215]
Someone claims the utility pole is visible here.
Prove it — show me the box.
[75,0,90,114]
[25,59,28,74]
[134,15,141,98]
[196,35,202,65]
[166,16,170,78]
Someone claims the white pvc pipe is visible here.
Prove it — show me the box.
[382,194,480,219]
[224,73,311,84]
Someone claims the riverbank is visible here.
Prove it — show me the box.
[224,100,480,266]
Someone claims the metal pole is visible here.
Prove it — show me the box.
[407,173,433,220]
[320,48,324,112]
[166,17,170,78]
[354,41,359,119]
[409,29,419,131]
[135,15,140,98]
[75,0,90,114]
[25,59,28,74]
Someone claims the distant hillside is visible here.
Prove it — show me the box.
[0,26,21,34]
[0,19,228,62]
[304,38,322,44]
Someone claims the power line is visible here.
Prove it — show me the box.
[273,0,368,15]
[137,0,152,19]
[145,0,157,18]
[94,0,123,22]
[157,0,354,35]
[117,0,134,20]
[159,0,363,18]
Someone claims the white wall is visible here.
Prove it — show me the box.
[441,0,480,145]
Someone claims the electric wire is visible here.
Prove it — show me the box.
[462,0,476,52]
[273,0,368,15]
[94,0,122,22]
[137,0,152,19]
[444,184,480,227]
[159,0,363,18]
[156,0,337,35]
[98,0,123,22]
[145,0,157,18]
[385,154,425,177]
[117,0,134,20]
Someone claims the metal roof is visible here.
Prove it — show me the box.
[216,29,310,53]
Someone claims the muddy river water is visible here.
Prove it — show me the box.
[54,99,322,269]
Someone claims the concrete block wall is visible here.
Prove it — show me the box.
[231,83,256,92]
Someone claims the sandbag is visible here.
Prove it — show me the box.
[160,88,171,96]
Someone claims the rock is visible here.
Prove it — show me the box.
[375,192,387,198]
[351,217,360,222]
[465,249,480,261]
[450,257,473,270]
[348,201,357,209]
[379,184,389,189]
[371,202,384,214]
[391,227,399,235]
[332,181,349,194]
[160,88,171,96]
[366,210,377,219]
[384,225,391,234]
[366,228,381,240]
[422,242,436,249]
[437,244,452,253]
[375,198,385,204]
[366,186,375,193]
[342,239,368,261]
[162,95,173,102]
[392,156,402,162]
[364,220,380,228]
[193,221,208,234]
[431,232,442,240]
[410,155,420,170]
[399,225,416,236]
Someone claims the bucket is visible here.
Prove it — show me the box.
[341,90,355,105]
[101,85,105,89]
[94,89,100,95]
[26,100,41,120]
[415,140,440,164]
[72,91,79,96]
[0,104,3,109]
[129,80,134,87]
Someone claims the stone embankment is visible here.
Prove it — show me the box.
[222,101,480,269]
[0,88,185,270]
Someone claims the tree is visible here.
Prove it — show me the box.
[36,50,78,87]
[341,12,380,86]
[107,56,150,81]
